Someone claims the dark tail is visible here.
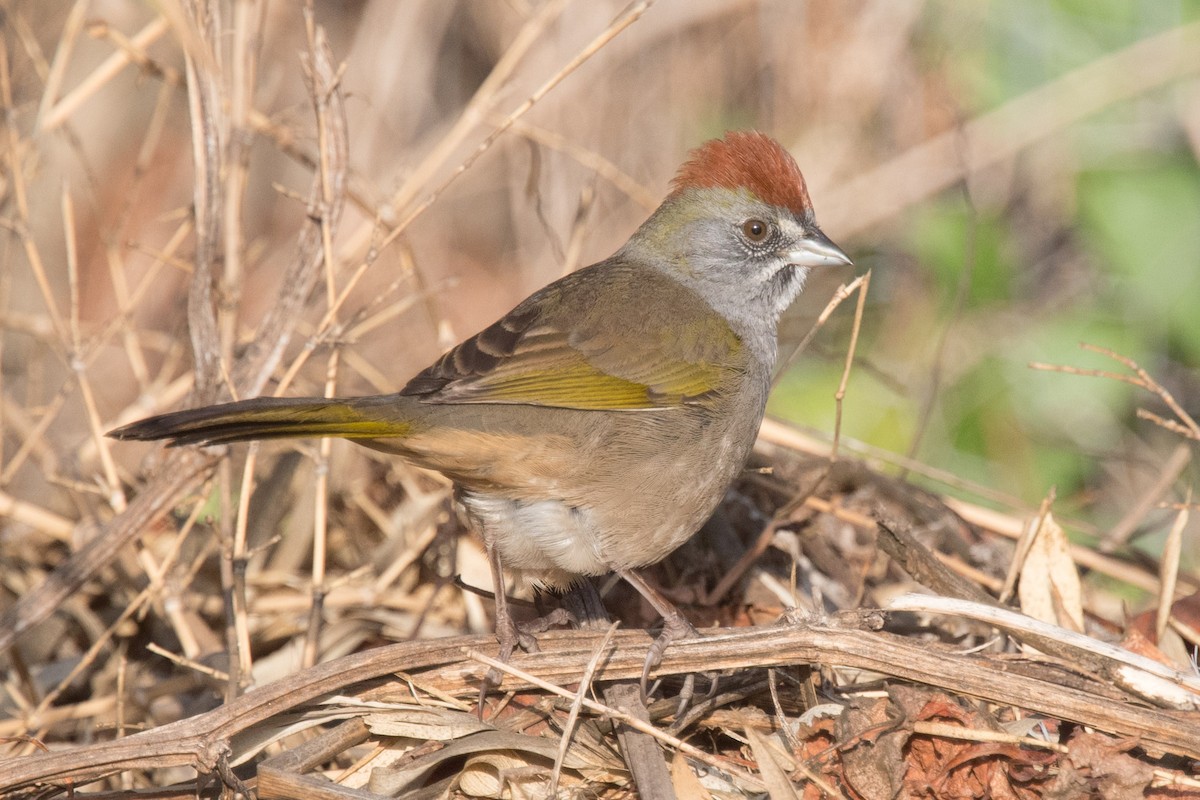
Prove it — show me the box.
[108,396,412,447]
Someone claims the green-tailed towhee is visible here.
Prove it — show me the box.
[111,131,851,680]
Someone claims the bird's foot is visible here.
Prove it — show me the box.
[479,604,574,717]
[640,609,699,704]
[614,567,703,704]
[500,604,575,656]
[520,606,575,642]
[479,610,523,715]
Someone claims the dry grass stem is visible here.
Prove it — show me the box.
[909,720,1068,753]
[1000,487,1056,604]
[887,594,1200,705]
[376,0,655,257]
[38,16,172,132]
[1157,494,1189,644]
[548,622,619,797]
[832,269,870,460]
[775,273,868,383]
[1030,342,1200,441]
[1104,442,1192,551]
[467,647,767,791]
[340,0,573,264]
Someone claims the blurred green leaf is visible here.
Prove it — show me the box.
[769,362,915,455]
[1078,158,1200,361]
[909,201,1012,308]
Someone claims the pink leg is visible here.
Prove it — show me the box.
[617,568,700,699]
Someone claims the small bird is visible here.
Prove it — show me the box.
[111,131,851,685]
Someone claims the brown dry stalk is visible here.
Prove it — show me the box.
[38,15,173,132]
[374,0,655,256]
[0,14,349,658]
[832,269,871,460]
[3,619,1198,792]
[1031,343,1200,441]
[1030,344,1199,554]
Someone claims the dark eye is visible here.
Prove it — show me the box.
[741,218,770,244]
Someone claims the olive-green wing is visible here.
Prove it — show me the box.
[401,263,745,411]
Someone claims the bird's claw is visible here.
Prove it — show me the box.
[478,605,575,717]
[639,610,699,704]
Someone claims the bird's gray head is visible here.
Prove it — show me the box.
[620,131,851,358]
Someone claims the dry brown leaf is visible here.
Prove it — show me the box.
[745,725,802,800]
[670,750,714,800]
[1170,589,1200,631]
[459,749,565,798]
[1017,511,1085,632]
[364,706,492,740]
[836,697,906,800]
[1045,730,1156,800]
[366,728,620,795]
[904,696,1055,800]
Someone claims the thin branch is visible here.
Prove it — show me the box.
[774,273,868,384]
[38,16,172,132]
[1031,343,1200,447]
[1156,492,1189,644]
[832,269,870,460]
[180,0,224,402]
[5,620,1200,791]
[375,0,655,255]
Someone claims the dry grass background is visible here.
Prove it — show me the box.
[1,1,1199,797]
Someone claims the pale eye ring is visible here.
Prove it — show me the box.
[741,218,770,244]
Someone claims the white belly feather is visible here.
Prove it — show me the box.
[459,491,608,580]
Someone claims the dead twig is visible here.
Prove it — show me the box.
[4,620,1200,793]
[1030,342,1200,440]
[0,10,349,660]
